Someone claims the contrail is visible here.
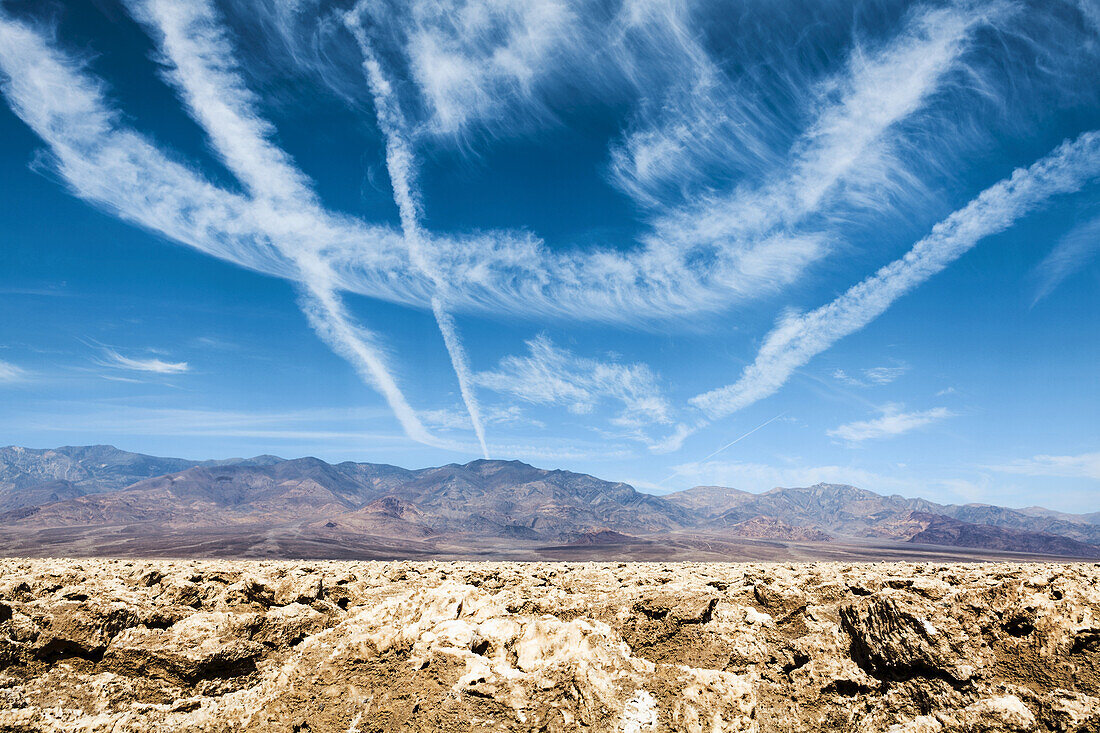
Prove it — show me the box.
[346,11,490,459]
[114,0,452,450]
[695,411,788,464]
[431,299,489,457]
[691,130,1100,420]
[658,412,786,486]
[298,280,449,449]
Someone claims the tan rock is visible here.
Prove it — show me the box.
[101,611,264,683]
[839,593,985,683]
[0,559,1096,732]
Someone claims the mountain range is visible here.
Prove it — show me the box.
[0,445,281,510]
[1,445,1097,560]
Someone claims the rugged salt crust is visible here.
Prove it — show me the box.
[0,559,1097,732]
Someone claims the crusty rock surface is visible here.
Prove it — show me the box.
[0,559,1097,732]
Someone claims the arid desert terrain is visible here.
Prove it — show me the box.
[0,558,1097,732]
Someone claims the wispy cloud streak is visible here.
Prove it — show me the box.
[0,14,296,278]
[346,4,488,457]
[833,365,909,387]
[430,303,489,456]
[0,360,26,383]
[828,405,953,443]
[96,348,189,374]
[477,335,672,432]
[358,0,580,137]
[658,412,786,486]
[1031,212,1100,304]
[989,451,1100,480]
[643,3,1005,248]
[420,404,539,431]
[692,130,1100,420]
[296,285,444,447]
[606,0,772,207]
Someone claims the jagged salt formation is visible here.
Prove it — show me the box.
[0,559,1097,731]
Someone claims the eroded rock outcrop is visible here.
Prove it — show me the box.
[0,559,1097,731]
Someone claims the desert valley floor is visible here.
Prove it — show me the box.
[0,558,1097,732]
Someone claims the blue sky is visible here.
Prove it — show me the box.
[0,0,1098,510]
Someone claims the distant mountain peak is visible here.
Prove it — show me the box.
[461,458,540,476]
[688,485,749,494]
[362,496,423,519]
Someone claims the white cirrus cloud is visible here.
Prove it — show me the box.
[352,0,582,136]
[832,364,909,387]
[1031,212,1100,304]
[988,452,1100,480]
[476,335,672,429]
[419,404,542,431]
[345,2,489,456]
[0,360,27,383]
[643,2,1009,256]
[657,459,926,496]
[97,349,190,375]
[827,405,954,443]
[0,1,1068,332]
